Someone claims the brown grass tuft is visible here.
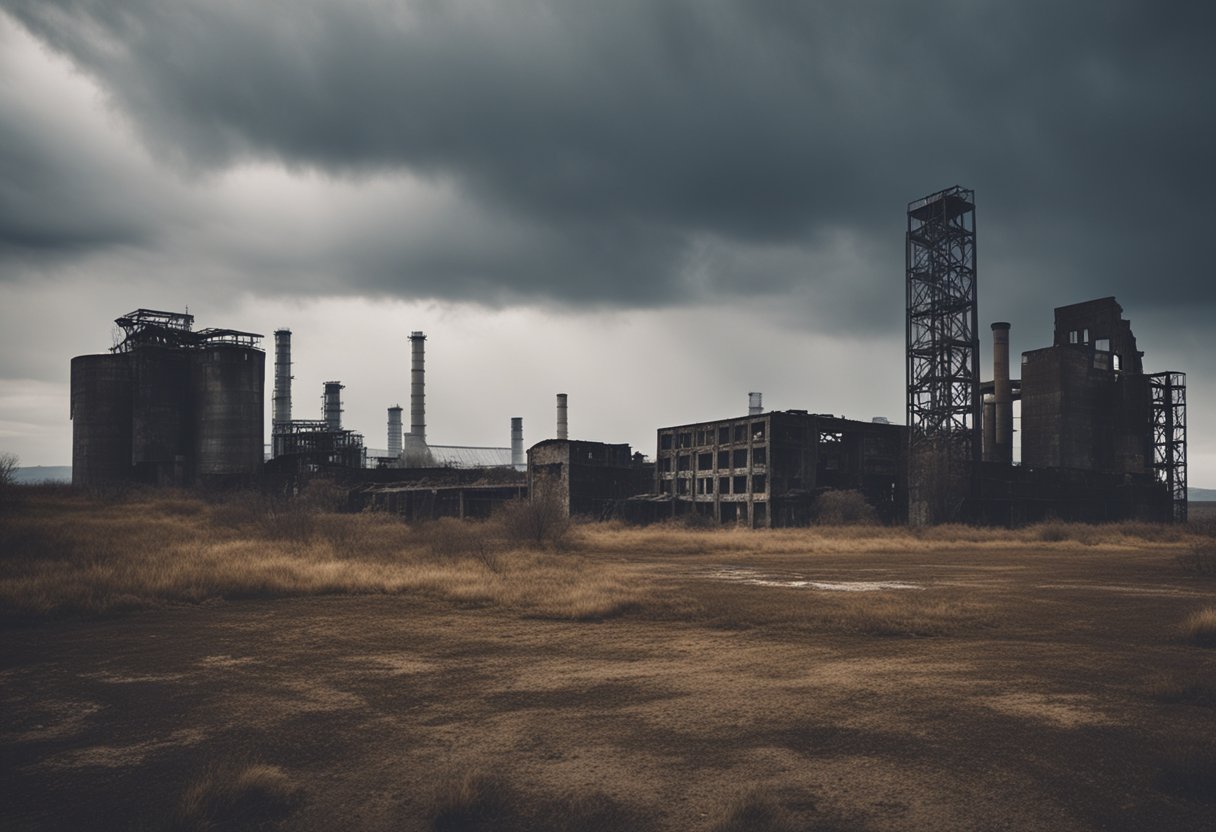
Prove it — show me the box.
[1177,541,1216,576]
[177,762,301,830]
[428,772,637,832]
[1181,608,1216,647]
[1147,674,1216,707]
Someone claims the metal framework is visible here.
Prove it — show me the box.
[906,186,980,523]
[112,309,262,353]
[1149,372,1187,522]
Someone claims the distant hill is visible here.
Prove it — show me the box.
[1189,487,1216,502]
[12,466,72,484]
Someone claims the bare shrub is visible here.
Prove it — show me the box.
[709,791,802,832]
[813,489,878,526]
[1177,542,1216,576]
[297,477,349,513]
[416,517,498,568]
[497,495,571,549]
[177,762,301,830]
[1181,607,1216,647]
[1147,674,1216,707]
[0,452,19,513]
[428,772,637,832]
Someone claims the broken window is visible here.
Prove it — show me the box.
[676,478,689,495]
[679,432,692,448]
[659,457,672,473]
[677,454,691,471]
[718,476,730,494]
[733,475,747,494]
[733,424,747,442]
[696,478,705,495]
[819,431,843,445]
[695,430,707,446]
[752,475,766,493]
[717,450,730,469]
[753,447,767,465]
[732,449,748,468]
[751,422,766,441]
[697,452,713,470]
[660,433,673,450]
[718,426,730,444]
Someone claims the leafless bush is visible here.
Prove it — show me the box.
[1177,542,1216,576]
[813,489,878,526]
[0,452,19,512]
[416,517,499,569]
[177,762,301,830]
[497,495,572,549]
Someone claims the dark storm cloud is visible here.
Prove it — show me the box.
[3,0,1214,324]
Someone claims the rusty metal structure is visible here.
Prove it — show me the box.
[1150,372,1187,522]
[905,186,980,524]
[71,309,264,487]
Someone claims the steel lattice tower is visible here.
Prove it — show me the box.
[1149,372,1187,522]
[906,186,980,524]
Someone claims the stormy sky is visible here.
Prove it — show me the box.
[1,1,1213,483]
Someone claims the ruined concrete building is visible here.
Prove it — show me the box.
[528,439,652,519]
[647,408,906,527]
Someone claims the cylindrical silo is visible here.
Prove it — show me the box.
[131,347,190,485]
[192,345,265,479]
[70,354,133,486]
[388,405,403,457]
[323,381,343,430]
[511,417,524,470]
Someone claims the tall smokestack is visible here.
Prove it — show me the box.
[748,392,763,416]
[273,329,292,427]
[992,322,1012,464]
[409,331,426,443]
[323,381,343,430]
[511,417,524,470]
[556,393,568,440]
[388,405,403,457]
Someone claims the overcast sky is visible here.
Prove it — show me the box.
[1,1,1213,484]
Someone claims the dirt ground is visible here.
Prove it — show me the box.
[4,541,1215,831]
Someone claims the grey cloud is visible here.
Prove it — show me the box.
[3,0,1214,329]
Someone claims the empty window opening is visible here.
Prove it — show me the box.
[751,422,766,441]
[753,502,767,525]
[679,432,692,448]
[732,449,748,468]
[660,433,673,450]
[753,447,767,465]
[717,450,730,469]
[733,424,747,442]
[733,475,747,494]
[677,454,691,471]
[695,430,707,446]
[697,452,713,470]
[676,478,689,495]
[659,457,672,473]
[752,475,767,493]
[718,476,730,494]
[659,480,671,494]
[718,426,730,444]
[696,477,706,495]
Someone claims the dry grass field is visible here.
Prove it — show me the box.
[3,487,1216,831]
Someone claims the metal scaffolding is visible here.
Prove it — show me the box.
[1149,372,1187,522]
[906,186,980,523]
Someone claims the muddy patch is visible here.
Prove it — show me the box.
[706,567,923,592]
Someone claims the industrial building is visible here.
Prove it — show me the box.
[70,309,264,487]
[528,439,652,519]
[906,186,1185,524]
[647,405,906,528]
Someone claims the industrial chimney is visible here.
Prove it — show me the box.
[273,329,292,427]
[511,417,524,470]
[323,381,343,431]
[748,392,763,415]
[388,405,403,457]
[409,332,426,443]
[992,322,1013,464]
[556,393,568,440]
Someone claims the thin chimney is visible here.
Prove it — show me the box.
[273,329,292,427]
[409,331,426,443]
[556,393,568,440]
[511,417,524,470]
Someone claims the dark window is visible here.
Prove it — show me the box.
[718,476,730,494]
[732,448,748,468]
[751,422,766,441]
[659,457,672,473]
[696,478,705,495]
[660,433,673,450]
[659,480,671,494]
[679,432,693,448]
[733,475,747,494]
[697,452,713,470]
[752,475,766,493]
[717,450,729,469]
[677,454,691,471]
[733,424,747,442]
[695,430,707,446]
[718,426,730,444]
[753,447,767,465]
[676,478,689,495]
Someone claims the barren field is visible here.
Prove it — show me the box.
[3,491,1216,831]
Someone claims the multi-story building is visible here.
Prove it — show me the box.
[653,411,906,527]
